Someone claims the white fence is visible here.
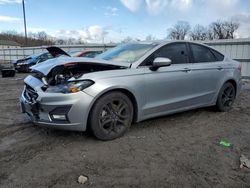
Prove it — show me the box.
[0,44,115,63]
[0,39,250,77]
[205,39,250,78]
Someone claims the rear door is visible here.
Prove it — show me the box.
[187,43,225,104]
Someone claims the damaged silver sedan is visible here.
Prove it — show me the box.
[20,41,242,140]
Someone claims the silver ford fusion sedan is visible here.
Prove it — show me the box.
[20,41,242,140]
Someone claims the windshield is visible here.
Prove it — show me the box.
[96,43,157,63]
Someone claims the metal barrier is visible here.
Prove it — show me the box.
[204,39,250,78]
[0,40,249,77]
[0,44,116,64]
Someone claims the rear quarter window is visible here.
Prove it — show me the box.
[210,49,224,61]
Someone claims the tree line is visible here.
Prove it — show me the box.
[0,19,241,47]
[0,31,54,47]
[0,30,85,47]
[167,20,240,41]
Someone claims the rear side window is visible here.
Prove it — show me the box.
[154,43,189,64]
[190,44,216,63]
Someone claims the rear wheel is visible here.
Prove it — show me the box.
[90,92,133,140]
[216,82,236,112]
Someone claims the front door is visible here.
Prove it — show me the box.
[140,42,196,118]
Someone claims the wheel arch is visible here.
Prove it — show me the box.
[86,87,139,130]
[213,78,238,106]
[224,79,237,94]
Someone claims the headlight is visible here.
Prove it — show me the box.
[67,80,94,93]
[46,80,94,93]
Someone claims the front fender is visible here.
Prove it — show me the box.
[83,77,146,123]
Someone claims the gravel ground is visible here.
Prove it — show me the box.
[0,73,250,188]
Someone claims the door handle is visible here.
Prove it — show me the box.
[217,66,223,71]
[182,68,191,72]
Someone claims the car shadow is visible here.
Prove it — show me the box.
[130,106,216,131]
[17,106,217,141]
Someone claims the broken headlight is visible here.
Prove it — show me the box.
[46,80,94,93]
[67,80,94,93]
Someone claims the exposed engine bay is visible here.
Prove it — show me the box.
[34,62,127,86]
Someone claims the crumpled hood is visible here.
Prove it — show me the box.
[30,57,130,76]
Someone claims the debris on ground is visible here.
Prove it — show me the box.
[219,139,232,147]
[78,175,88,184]
[240,155,250,169]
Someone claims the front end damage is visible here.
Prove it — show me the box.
[20,59,128,131]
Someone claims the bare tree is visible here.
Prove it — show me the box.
[36,31,48,41]
[210,20,240,39]
[206,27,215,40]
[77,37,85,44]
[167,21,191,40]
[55,39,66,45]
[210,21,225,39]
[0,30,54,46]
[190,24,207,40]
[223,20,240,39]
[65,38,76,45]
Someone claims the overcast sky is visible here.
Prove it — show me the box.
[0,0,250,42]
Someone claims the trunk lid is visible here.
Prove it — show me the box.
[46,46,70,57]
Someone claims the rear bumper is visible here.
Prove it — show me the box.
[20,87,94,131]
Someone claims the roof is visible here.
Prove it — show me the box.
[0,40,20,46]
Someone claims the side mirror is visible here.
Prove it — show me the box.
[150,57,172,71]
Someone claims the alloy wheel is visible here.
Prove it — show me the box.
[221,85,235,108]
[99,99,130,135]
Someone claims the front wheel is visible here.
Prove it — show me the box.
[89,92,133,140]
[216,82,236,112]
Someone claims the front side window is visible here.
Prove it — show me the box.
[190,44,216,63]
[142,43,189,66]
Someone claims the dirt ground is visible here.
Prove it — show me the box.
[0,73,250,188]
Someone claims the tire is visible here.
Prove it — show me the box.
[216,82,236,112]
[90,92,134,140]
